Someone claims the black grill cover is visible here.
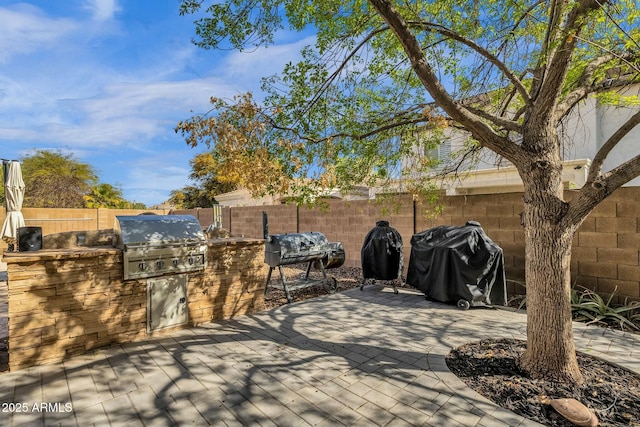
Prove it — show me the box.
[406,221,506,307]
[361,220,403,280]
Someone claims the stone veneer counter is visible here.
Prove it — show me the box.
[2,238,267,371]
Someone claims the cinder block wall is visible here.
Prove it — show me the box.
[5,238,266,371]
[199,188,639,302]
[0,207,169,252]
[414,192,527,295]
[568,189,640,303]
[297,196,415,271]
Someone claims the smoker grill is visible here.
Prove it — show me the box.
[262,212,344,303]
[113,214,208,280]
[264,231,330,267]
[360,220,404,294]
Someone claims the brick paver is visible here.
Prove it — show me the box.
[1,285,639,426]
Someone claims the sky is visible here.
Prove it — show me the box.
[0,0,313,207]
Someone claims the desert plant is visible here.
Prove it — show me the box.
[510,284,640,332]
[506,280,528,311]
[571,286,640,332]
[621,298,640,326]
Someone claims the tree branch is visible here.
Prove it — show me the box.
[586,109,640,183]
[566,109,640,226]
[532,0,602,121]
[557,76,640,120]
[566,152,640,227]
[300,27,388,117]
[367,0,524,163]
[407,20,530,103]
[266,113,431,144]
[463,104,522,132]
[556,53,640,118]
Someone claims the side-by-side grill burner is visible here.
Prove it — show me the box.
[113,214,208,280]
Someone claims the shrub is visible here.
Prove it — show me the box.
[570,286,640,331]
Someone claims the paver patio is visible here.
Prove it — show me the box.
[1,283,638,426]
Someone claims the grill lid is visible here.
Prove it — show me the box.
[113,214,205,249]
[265,232,330,267]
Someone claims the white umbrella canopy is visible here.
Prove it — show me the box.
[1,161,26,249]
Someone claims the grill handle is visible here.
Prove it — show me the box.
[262,211,271,242]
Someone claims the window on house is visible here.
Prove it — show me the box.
[424,140,452,168]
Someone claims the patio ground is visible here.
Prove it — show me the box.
[1,282,638,426]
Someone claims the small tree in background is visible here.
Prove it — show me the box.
[169,151,238,209]
[21,149,98,208]
[85,183,128,209]
[178,0,640,383]
[8,150,143,209]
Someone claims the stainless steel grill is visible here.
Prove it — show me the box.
[113,214,208,280]
[262,212,344,303]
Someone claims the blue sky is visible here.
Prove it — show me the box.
[0,0,313,207]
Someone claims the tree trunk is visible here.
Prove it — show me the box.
[520,220,583,383]
[519,159,584,384]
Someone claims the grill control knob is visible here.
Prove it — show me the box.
[138,262,146,271]
[172,259,179,267]
[156,260,165,268]
[188,257,194,265]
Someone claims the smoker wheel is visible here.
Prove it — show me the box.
[457,299,471,310]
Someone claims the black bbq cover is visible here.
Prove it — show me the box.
[406,221,506,307]
[361,220,403,280]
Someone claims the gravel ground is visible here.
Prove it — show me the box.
[263,264,408,309]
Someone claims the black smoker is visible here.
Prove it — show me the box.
[263,212,345,303]
[360,220,404,294]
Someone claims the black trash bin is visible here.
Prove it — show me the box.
[406,221,506,309]
[360,220,403,294]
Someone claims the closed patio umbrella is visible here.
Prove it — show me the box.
[1,161,25,250]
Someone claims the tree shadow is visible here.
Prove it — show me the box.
[1,286,530,425]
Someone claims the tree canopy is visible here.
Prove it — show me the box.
[178,0,640,202]
[178,0,640,383]
[20,150,98,208]
[168,151,238,209]
[84,183,146,209]
[1,150,145,209]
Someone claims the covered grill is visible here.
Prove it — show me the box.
[262,212,344,303]
[406,221,507,309]
[113,214,208,280]
[360,220,404,294]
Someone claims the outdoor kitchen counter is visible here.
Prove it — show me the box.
[2,237,268,372]
[1,237,265,264]
[2,246,119,263]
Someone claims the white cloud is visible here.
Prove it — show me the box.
[0,4,78,63]
[83,0,121,22]
[118,153,195,205]
[219,35,315,92]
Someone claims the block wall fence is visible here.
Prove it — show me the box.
[0,207,170,252]
[2,187,639,302]
[181,188,640,303]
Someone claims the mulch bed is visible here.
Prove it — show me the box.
[264,265,640,426]
[446,338,640,426]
